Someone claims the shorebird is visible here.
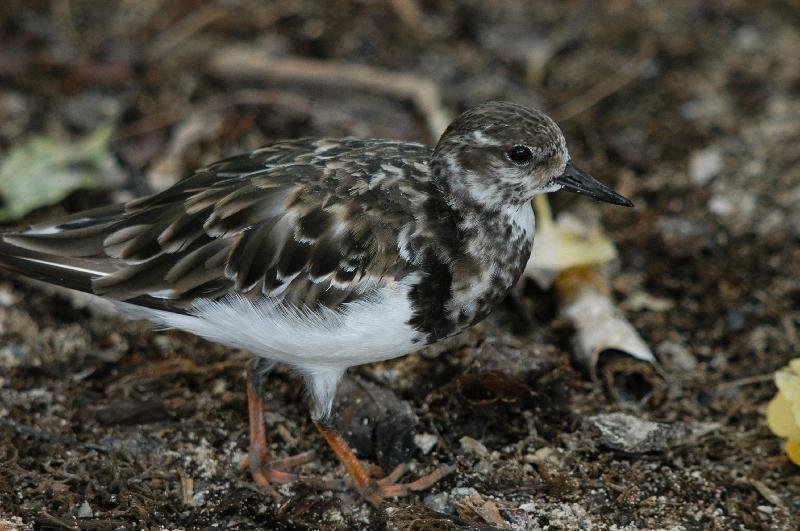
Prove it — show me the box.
[0,101,632,503]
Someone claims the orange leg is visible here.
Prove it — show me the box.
[239,362,316,492]
[314,421,455,505]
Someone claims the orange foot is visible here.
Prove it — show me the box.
[239,449,318,494]
[241,362,331,494]
[315,421,454,505]
[359,462,456,505]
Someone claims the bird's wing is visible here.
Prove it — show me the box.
[1,138,436,312]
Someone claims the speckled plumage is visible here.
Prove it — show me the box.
[0,101,630,421]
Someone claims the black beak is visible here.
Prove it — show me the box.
[553,162,633,207]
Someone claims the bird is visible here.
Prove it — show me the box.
[0,101,632,503]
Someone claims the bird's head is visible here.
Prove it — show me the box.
[431,101,632,208]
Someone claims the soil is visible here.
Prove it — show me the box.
[1,1,799,529]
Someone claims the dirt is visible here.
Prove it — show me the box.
[1,1,799,529]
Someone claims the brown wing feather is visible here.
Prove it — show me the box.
[2,138,435,311]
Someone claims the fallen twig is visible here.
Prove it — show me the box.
[388,0,434,39]
[113,89,365,141]
[147,4,227,59]
[553,43,654,122]
[716,373,775,390]
[208,45,451,141]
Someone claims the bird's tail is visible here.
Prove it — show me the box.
[0,237,104,294]
[0,235,187,313]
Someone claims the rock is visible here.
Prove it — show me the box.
[424,487,481,516]
[590,413,685,453]
[449,487,481,504]
[657,340,698,372]
[689,147,723,185]
[423,491,451,514]
[77,500,93,518]
[589,413,718,453]
[708,191,757,234]
[414,433,438,455]
[459,435,488,457]
[333,375,417,470]
[467,337,550,380]
[526,446,561,468]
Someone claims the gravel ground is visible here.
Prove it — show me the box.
[1,1,799,529]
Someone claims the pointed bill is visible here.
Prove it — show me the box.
[554,162,633,207]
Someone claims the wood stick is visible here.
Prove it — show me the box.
[208,45,451,142]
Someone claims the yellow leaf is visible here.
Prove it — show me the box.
[775,371,800,405]
[786,440,800,466]
[767,393,800,440]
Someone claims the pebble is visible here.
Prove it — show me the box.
[459,436,488,457]
[589,413,688,453]
[519,502,536,513]
[413,433,438,455]
[424,487,481,515]
[689,147,723,185]
[77,500,93,518]
[657,340,698,372]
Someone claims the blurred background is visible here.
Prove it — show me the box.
[0,1,798,529]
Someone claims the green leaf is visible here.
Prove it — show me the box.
[0,125,123,221]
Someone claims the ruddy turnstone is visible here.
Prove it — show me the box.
[0,101,632,503]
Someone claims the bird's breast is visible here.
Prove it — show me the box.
[407,202,535,343]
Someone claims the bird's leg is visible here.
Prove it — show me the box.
[313,420,454,505]
[239,359,316,490]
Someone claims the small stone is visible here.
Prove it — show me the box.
[77,500,93,518]
[425,487,481,516]
[689,147,723,185]
[449,487,480,504]
[424,491,451,514]
[459,436,488,457]
[589,413,689,453]
[528,447,560,467]
[333,375,417,470]
[708,192,756,233]
[519,502,536,513]
[210,378,227,395]
[657,340,698,372]
[708,194,734,216]
[414,433,438,455]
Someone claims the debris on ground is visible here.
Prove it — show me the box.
[1,1,798,528]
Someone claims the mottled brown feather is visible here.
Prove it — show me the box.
[12,138,439,311]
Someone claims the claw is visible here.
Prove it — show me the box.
[314,420,454,505]
[368,463,456,502]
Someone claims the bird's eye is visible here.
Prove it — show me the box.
[507,145,533,165]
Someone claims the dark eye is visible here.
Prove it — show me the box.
[507,145,533,165]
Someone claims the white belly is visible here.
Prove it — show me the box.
[124,280,424,371]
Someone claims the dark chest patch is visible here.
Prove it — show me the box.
[407,251,454,342]
[406,199,534,344]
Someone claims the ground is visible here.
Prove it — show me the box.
[1,1,799,529]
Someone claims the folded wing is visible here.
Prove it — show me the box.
[1,139,430,313]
